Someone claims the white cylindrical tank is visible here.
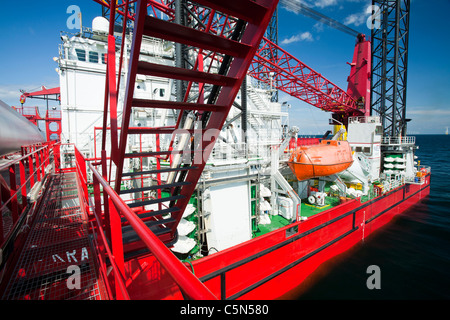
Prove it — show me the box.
[0,100,45,156]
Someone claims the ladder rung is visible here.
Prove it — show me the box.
[122,217,175,234]
[144,16,251,58]
[152,227,172,235]
[124,150,204,158]
[127,127,176,135]
[120,181,191,194]
[122,219,175,243]
[128,195,185,208]
[127,127,204,135]
[137,61,237,87]
[121,207,181,223]
[123,226,172,244]
[122,166,198,177]
[132,98,227,112]
[193,0,269,25]
[124,150,177,158]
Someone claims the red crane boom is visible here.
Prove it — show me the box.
[250,37,367,116]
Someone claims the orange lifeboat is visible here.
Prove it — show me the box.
[287,140,354,181]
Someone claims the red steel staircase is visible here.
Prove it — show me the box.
[109,0,279,246]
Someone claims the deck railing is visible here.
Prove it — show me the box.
[70,145,216,300]
[381,136,416,145]
[0,142,55,249]
[348,116,381,124]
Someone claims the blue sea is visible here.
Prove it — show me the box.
[296,135,450,300]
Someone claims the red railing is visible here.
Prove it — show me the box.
[70,145,216,300]
[0,142,56,247]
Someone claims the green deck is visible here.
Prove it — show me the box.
[253,195,341,238]
[253,215,291,236]
[252,180,380,239]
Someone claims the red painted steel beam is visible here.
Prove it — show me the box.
[114,0,148,194]
[346,34,371,116]
[92,0,175,21]
[193,0,269,25]
[143,15,252,58]
[107,34,120,166]
[21,86,61,105]
[22,86,60,98]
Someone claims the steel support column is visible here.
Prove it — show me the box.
[370,0,410,137]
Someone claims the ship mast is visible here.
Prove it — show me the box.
[371,0,411,137]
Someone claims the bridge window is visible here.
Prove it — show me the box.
[75,49,86,62]
[89,51,99,63]
[375,125,383,135]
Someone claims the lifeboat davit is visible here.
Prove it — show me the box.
[287,140,354,181]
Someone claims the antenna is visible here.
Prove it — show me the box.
[280,0,361,38]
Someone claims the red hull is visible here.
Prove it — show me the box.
[123,174,431,300]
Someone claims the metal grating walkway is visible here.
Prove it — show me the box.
[1,172,107,300]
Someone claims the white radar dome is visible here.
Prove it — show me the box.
[92,16,109,33]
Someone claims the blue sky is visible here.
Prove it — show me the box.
[0,0,449,134]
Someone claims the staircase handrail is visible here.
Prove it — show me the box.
[84,149,217,300]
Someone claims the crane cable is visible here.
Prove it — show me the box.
[279,0,361,38]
